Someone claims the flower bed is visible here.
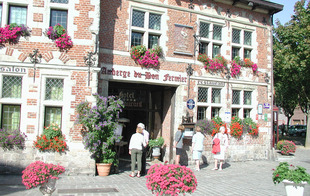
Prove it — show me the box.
[22,161,65,189]
[211,116,227,136]
[130,45,162,68]
[0,129,27,150]
[196,118,214,135]
[33,123,67,152]
[277,140,296,155]
[45,24,73,50]
[146,164,197,196]
[0,23,31,44]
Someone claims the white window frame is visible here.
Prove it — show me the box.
[198,21,224,58]
[130,8,163,49]
[231,27,254,60]
[231,89,253,119]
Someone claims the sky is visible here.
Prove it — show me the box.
[271,0,300,24]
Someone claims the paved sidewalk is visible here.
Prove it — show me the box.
[1,147,310,196]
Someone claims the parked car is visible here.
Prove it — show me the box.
[288,125,307,136]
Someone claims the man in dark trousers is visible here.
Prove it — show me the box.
[137,123,149,175]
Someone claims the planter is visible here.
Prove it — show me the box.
[39,178,57,196]
[152,146,161,160]
[283,180,307,196]
[96,163,112,176]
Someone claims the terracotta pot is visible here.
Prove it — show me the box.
[96,163,112,176]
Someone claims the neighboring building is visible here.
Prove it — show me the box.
[100,0,283,166]
[0,0,100,174]
[278,107,307,126]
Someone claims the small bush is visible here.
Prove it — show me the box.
[0,129,27,150]
[277,140,296,155]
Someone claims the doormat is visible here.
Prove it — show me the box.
[58,188,118,194]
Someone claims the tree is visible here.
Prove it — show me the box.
[273,0,310,147]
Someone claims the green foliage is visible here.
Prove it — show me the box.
[43,123,62,140]
[272,162,310,184]
[149,137,165,148]
[273,0,310,119]
[76,94,124,165]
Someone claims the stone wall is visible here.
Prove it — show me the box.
[0,142,95,175]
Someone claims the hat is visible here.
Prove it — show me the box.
[137,123,145,129]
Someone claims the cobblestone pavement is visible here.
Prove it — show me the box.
[1,147,310,196]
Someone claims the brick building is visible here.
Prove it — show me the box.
[0,0,283,175]
[0,0,100,174]
[100,0,282,166]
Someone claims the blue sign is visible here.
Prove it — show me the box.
[187,99,195,110]
[264,103,270,109]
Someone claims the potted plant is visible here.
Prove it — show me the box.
[277,140,296,155]
[33,123,68,153]
[76,93,124,176]
[146,164,197,195]
[230,116,243,139]
[130,45,162,68]
[22,161,65,195]
[0,128,27,150]
[149,137,164,160]
[272,162,310,196]
[196,118,215,135]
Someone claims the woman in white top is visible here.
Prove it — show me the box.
[192,126,205,171]
[129,127,145,177]
[212,126,228,170]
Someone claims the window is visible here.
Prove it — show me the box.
[197,106,207,120]
[244,31,252,46]
[44,106,62,127]
[212,44,221,58]
[232,47,240,60]
[232,29,241,44]
[198,87,208,102]
[244,109,251,118]
[50,9,68,29]
[199,42,208,55]
[45,78,64,101]
[2,76,22,98]
[1,105,20,131]
[0,4,2,26]
[212,89,221,103]
[51,0,69,3]
[232,108,239,117]
[244,91,252,105]
[200,22,209,38]
[131,9,162,49]
[232,90,240,105]
[9,5,27,25]
[211,107,220,118]
[213,25,222,41]
[232,28,253,60]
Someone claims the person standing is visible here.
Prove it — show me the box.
[212,126,228,170]
[192,126,205,171]
[128,126,145,177]
[173,124,185,165]
[137,123,149,175]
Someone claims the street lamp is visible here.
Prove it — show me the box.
[29,49,42,83]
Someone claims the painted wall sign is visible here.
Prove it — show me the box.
[0,66,27,73]
[197,80,225,87]
[100,64,187,85]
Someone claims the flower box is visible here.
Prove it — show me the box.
[130,45,162,68]
[0,23,31,44]
[45,23,73,50]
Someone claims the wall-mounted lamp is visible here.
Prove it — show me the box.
[264,73,270,83]
[226,69,231,80]
[188,0,194,9]
[226,9,231,18]
[262,17,267,25]
[186,63,193,77]
[29,49,42,83]
[248,1,254,6]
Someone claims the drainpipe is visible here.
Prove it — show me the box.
[270,13,275,151]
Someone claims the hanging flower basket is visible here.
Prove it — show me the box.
[45,24,73,50]
[130,45,162,68]
[0,23,31,45]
